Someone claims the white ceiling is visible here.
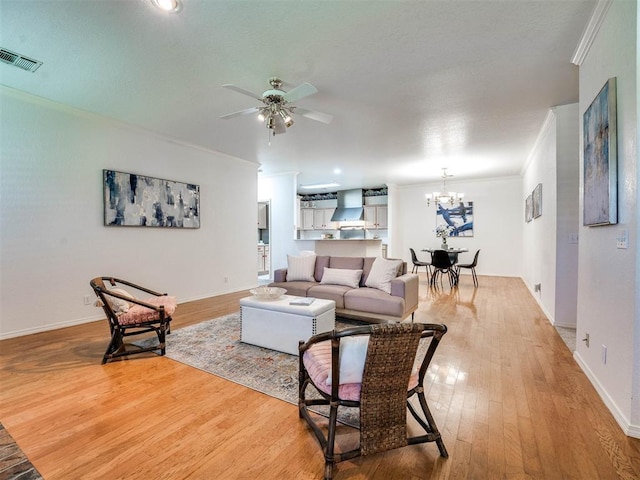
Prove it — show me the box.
[0,0,595,192]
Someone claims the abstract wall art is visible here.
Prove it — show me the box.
[103,170,200,228]
[583,77,617,226]
[436,201,474,237]
[525,194,533,223]
[532,183,542,219]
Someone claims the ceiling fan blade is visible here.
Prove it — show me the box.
[293,107,333,124]
[283,82,318,103]
[220,107,259,119]
[222,84,263,101]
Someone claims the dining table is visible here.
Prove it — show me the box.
[422,247,469,286]
[422,247,469,264]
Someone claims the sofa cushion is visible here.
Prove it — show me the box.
[314,256,331,282]
[320,268,363,289]
[269,281,317,297]
[365,257,403,294]
[329,256,364,270]
[287,254,317,282]
[307,284,352,309]
[344,287,405,317]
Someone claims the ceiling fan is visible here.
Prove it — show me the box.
[220,77,333,135]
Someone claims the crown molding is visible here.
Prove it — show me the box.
[571,0,614,66]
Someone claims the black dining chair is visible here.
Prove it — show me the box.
[430,250,457,288]
[409,248,432,278]
[456,249,480,287]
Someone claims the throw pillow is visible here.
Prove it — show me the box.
[320,268,363,289]
[106,287,136,314]
[364,257,403,294]
[326,336,369,385]
[287,254,317,282]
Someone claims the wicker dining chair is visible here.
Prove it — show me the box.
[90,277,177,364]
[298,322,448,480]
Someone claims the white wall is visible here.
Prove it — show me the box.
[258,172,301,274]
[521,104,580,327]
[0,87,258,339]
[575,0,639,436]
[395,176,523,278]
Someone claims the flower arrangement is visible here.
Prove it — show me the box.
[435,224,455,239]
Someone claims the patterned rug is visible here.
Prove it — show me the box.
[136,313,362,426]
[0,423,43,480]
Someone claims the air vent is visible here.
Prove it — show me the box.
[0,48,42,72]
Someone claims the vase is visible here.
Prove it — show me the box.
[441,238,448,250]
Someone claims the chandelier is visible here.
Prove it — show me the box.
[425,168,464,206]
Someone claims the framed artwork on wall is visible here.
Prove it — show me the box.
[532,183,542,219]
[583,77,617,226]
[103,170,200,228]
[436,201,474,237]
[525,194,533,223]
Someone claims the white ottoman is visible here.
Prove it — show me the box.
[240,295,336,355]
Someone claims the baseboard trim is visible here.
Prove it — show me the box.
[573,351,639,439]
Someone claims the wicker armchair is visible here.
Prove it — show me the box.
[90,277,177,364]
[298,322,448,479]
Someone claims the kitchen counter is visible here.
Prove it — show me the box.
[313,239,382,257]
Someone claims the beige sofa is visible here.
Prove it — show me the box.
[269,255,419,323]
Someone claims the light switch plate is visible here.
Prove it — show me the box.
[616,229,628,249]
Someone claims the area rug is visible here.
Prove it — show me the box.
[135,313,363,426]
[0,423,43,480]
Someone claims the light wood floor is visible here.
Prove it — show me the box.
[1,276,639,479]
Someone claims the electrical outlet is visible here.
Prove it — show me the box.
[83,295,91,305]
[582,333,589,348]
[616,229,628,249]
[224,276,229,283]
[601,345,607,364]
[534,283,541,293]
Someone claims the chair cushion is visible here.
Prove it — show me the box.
[320,268,363,288]
[287,254,317,282]
[303,339,419,402]
[117,296,177,325]
[364,258,403,294]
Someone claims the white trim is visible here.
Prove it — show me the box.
[521,110,555,176]
[574,352,640,438]
[570,0,614,66]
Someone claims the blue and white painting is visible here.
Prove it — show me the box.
[103,170,200,228]
[583,77,617,226]
[436,201,473,237]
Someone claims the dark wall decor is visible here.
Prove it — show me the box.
[103,170,200,228]
[583,77,617,226]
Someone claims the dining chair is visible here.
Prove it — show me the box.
[430,250,457,288]
[298,322,448,479]
[409,248,432,278]
[455,249,480,287]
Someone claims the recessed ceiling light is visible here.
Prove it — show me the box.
[151,0,182,13]
[333,168,341,175]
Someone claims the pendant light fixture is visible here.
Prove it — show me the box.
[425,168,464,206]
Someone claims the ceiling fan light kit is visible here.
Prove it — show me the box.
[221,77,332,137]
[425,168,465,206]
[151,0,182,13]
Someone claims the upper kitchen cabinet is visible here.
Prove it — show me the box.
[364,205,388,229]
[257,202,269,229]
[313,208,337,230]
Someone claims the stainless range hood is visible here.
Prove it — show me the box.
[331,189,364,222]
